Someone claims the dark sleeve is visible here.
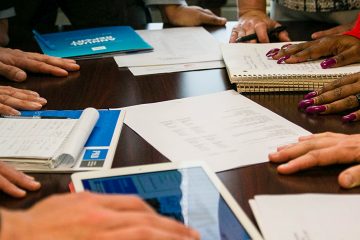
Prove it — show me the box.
[0,0,14,11]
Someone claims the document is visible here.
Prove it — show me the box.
[122,90,310,172]
[250,194,360,240]
[114,27,224,75]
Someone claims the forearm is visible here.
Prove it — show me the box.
[237,0,266,16]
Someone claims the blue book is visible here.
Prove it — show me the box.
[6,109,125,172]
[33,26,153,59]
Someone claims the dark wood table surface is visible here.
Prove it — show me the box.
[1,21,360,225]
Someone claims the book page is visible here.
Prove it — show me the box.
[0,119,77,159]
[221,42,360,76]
[114,27,222,67]
[123,90,310,172]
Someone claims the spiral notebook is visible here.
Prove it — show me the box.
[221,42,360,92]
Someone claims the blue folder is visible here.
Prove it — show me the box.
[34,26,153,58]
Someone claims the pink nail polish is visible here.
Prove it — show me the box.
[298,99,315,109]
[266,48,280,57]
[320,58,337,69]
[277,55,290,64]
[304,91,317,99]
[305,105,327,114]
[281,43,292,49]
[342,113,357,123]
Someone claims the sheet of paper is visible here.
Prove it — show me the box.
[122,90,310,172]
[221,42,360,76]
[114,27,222,67]
[251,194,360,240]
[128,60,225,76]
[0,118,77,158]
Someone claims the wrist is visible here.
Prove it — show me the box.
[162,4,183,23]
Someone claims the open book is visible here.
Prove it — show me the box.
[221,42,360,92]
[0,108,124,172]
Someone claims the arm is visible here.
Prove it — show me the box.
[229,0,290,43]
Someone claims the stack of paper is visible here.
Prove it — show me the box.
[114,27,224,76]
[122,90,310,172]
[250,194,360,240]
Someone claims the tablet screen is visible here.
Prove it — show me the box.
[82,167,251,240]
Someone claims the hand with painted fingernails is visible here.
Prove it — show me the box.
[297,72,360,122]
[0,47,80,82]
[269,132,360,189]
[267,35,360,68]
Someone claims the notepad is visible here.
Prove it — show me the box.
[34,26,153,59]
[0,108,125,172]
[221,42,360,92]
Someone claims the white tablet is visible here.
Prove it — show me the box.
[71,162,263,240]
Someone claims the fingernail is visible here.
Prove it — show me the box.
[10,109,21,116]
[37,97,47,104]
[277,55,290,64]
[342,173,354,188]
[304,91,317,99]
[29,91,40,97]
[266,48,280,57]
[320,58,337,69]
[30,102,43,108]
[281,43,292,49]
[14,71,27,81]
[25,174,35,180]
[298,99,315,109]
[305,105,327,114]
[342,113,357,123]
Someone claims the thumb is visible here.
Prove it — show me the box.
[278,31,291,42]
[338,164,360,188]
[0,61,27,82]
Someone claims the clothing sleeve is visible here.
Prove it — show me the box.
[344,14,360,39]
[144,0,187,6]
[0,0,15,19]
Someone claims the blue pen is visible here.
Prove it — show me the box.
[32,29,56,50]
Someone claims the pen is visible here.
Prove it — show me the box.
[0,115,69,119]
[235,26,287,43]
[32,29,56,50]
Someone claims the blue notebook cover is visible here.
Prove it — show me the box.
[34,26,153,58]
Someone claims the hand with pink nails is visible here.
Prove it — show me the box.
[269,132,360,189]
[0,47,80,82]
[298,72,360,123]
[270,35,360,67]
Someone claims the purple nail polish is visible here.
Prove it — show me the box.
[277,55,290,64]
[298,99,315,109]
[303,91,317,99]
[342,113,357,123]
[305,105,327,114]
[266,48,280,57]
[320,58,337,69]
[267,51,279,57]
[281,43,292,49]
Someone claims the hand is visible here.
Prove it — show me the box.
[269,132,360,189]
[270,35,360,68]
[0,86,47,116]
[162,5,226,27]
[0,192,200,240]
[311,22,354,40]
[0,161,41,198]
[297,72,360,122]
[0,47,80,82]
[0,19,9,46]
[229,10,290,43]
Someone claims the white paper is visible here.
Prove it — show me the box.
[114,27,222,67]
[251,194,360,240]
[221,42,360,76]
[122,90,310,172]
[129,60,225,76]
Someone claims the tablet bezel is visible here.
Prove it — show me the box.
[71,161,263,240]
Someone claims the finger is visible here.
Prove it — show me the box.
[0,86,40,97]
[13,57,70,77]
[269,137,339,163]
[311,25,345,39]
[0,102,20,115]
[0,88,47,105]
[284,44,330,63]
[0,61,27,82]
[196,11,226,26]
[0,93,45,110]
[278,30,291,42]
[254,22,269,43]
[316,73,360,95]
[25,52,80,72]
[338,164,360,188]
[0,174,27,198]
[309,95,358,115]
[0,162,41,192]
[342,109,360,123]
[323,46,360,68]
[230,26,245,43]
[299,132,346,141]
[272,41,313,60]
[276,145,355,174]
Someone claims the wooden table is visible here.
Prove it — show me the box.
[1,21,360,225]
